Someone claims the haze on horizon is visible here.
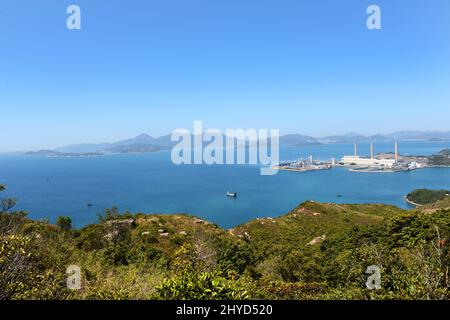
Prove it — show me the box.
[1,0,450,152]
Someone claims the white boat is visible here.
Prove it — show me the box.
[226,191,237,198]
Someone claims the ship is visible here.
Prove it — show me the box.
[226,191,237,198]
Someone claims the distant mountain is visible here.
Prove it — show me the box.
[102,143,164,154]
[152,134,176,147]
[386,131,450,141]
[55,143,112,153]
[320,132,369,143]
[319,131,450,143]
[111,133,158,147]
[53,134,177,154]
[367,134,392,141]
[279,134,320,146]
[29,130,450,155]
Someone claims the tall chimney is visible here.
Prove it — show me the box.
[354,142,358,158]
[395,141,398,162]
[370,141,374,159]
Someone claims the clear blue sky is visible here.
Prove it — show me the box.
[1,0,449,151]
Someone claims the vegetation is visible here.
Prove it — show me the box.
[429,149,450,166]
[407,189,450,205]
[1,184,450,300]
[56,216,72,232]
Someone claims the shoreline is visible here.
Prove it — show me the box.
[22,198,423,231]
[404,196,421,207]
[348,168,399,173]
[272,166,331,173]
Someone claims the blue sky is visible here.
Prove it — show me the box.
[1,0,449,151]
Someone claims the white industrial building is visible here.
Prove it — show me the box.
[340,142,398,168]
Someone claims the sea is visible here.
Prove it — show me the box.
[1,141,450,229]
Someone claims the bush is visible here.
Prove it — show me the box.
[0,234,69,299]
[156,270,249,300]
[56,216,72,231]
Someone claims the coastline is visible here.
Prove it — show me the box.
[348,167,399,173]
[9,199,422,231]
[271,166,331,173]
[404,196,421,207]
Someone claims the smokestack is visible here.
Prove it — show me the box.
[395,141,398,162]
[354,142,358,158]
[370,141,374,160]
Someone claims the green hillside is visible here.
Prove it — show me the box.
[1,184,449,300]
[429,149,450,166]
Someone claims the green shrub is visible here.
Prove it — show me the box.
[156,271,249,300]
[56,216,72,231]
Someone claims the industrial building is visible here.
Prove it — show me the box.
[340,142,398,168]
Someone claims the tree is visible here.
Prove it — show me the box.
[0,185,26,235]
[56,216,72,231]
[0,185,17,213]
[1,198,17,212]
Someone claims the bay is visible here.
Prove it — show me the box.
[1,141,449,229]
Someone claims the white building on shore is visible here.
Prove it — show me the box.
[340,142,398,168]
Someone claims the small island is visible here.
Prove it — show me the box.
[24,150,103,157]
[406,188,450,206]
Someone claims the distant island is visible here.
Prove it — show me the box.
[24,150,103,157]
[406,188,450,206]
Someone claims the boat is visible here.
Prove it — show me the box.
[226,191,237,198]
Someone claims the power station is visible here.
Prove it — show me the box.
[340,142,399,168]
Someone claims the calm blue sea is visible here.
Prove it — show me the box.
[1,141,450,229]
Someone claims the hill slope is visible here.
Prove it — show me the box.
[1,188,449,300]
